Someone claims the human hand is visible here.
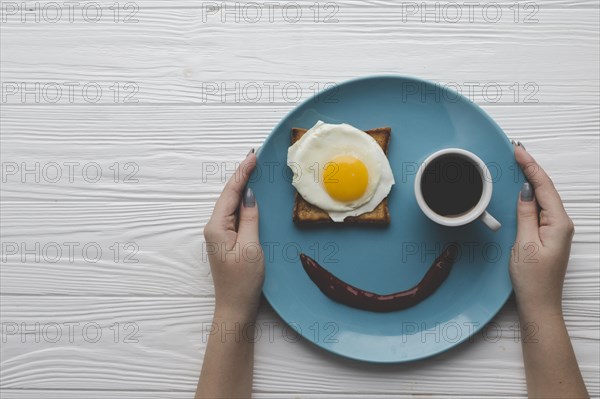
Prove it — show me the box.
[203,150,265,321]
[510,143,575,317]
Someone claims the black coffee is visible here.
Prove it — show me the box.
[421,154,483,217]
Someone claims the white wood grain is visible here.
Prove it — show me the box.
[7,0,600,7]
[0,392,192,399]
[3,392,433,399]
[0,201,598,298]
[0,296,598,396]
[0,391,485,399]
[1,8,598,105]
[1,104,598,202]
[1,0,598,397]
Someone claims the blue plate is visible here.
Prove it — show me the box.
[249,76,524,363]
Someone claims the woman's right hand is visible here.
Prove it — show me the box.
[510,143,575,316]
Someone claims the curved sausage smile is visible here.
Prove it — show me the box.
[299,244,459,312]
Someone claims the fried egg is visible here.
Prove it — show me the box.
[287,121,395,222]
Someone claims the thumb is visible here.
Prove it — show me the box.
[238,187,260,243]
[516,182,540,243]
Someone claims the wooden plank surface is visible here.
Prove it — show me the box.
[1,0,599,397]
[1,105,598,202]
[0,200,598,298]
[1,297,598,395]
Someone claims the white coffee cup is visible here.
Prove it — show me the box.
[414,148,501,231]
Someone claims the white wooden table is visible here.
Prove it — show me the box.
[1,1,599,397]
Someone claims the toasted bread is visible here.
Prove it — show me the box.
[291,127,391,226]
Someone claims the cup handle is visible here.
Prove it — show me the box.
[480,210,501,231]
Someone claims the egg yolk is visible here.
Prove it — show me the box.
[323,155,369,202]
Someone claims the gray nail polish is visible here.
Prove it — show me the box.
[517,141,526,150]
[520,182,534,202]
[247,148,255,157]
[243,187,256,207]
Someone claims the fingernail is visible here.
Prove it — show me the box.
[246,148,255,158]
[520,182,533,202]
[243,187,256,207]
[517,141,526,150]
[511,139,517,147]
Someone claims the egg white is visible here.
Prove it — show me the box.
[287,121,395,222]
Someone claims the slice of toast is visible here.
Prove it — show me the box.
[291,127,391,226]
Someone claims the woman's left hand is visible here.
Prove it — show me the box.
[203,150,264,321]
